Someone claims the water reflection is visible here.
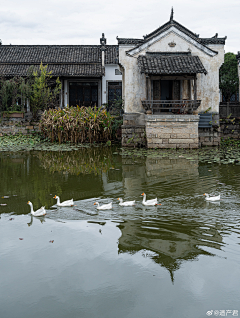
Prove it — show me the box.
[27,214,46,226]
[1,147,240,284]
[117,217,224,283]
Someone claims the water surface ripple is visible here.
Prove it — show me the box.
[0,148,240,318]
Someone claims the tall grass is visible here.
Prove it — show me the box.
[40,106,113,143]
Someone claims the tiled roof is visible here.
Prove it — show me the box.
[119,19,225,56]
[0,45,118,77]
[144,19,200,42]
[200,38,226,45]
[138,55,207,75]
[105,45,119,64]
[117,38,145,45]
[0,63,104,77]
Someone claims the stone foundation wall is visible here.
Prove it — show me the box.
[121,125,146,147]
[199,128,221,146]
[220,118,240,140]
[146,115,199,149]
[0,116,40,136]
[121,113,146,147]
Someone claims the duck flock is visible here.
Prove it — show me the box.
[27,192,221,217]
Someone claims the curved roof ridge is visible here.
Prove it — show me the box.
[144,19,199,42]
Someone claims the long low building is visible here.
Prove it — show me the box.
[0,34,122,109]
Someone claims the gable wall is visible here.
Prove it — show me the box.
[119,31,224,114]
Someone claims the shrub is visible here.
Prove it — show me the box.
[40,106,114,144]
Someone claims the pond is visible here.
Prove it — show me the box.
[0,146,240,318]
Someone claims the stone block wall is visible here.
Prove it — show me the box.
[122,125,146,147]
[121,113,146,147]
[0,116,40,136]
[198,128,221,146]
[146,115,199,149]
[220,118,240,140]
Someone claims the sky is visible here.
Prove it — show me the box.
[0,0,239,53]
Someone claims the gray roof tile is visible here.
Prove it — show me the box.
[0,45,118,77]
[0,63,104,77]
[138,55,207,75]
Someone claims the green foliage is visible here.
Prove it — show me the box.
[219,53,239,101]
[0,77,24,112]
[203,107,211,113]
[40,106,114,144]
[220,137,240,148]
[0,63,61,115]
[30,63,61,117]
[111,117,123,141]
[105,97,124,116]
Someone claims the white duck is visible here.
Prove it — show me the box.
[141,193,158,206]
[118,198,135,206]
[94,202,112,210]
[204,193,221,201]
[54,195,74,207]
[27,201,46,216]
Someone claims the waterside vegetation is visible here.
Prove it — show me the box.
[0,133,240,166]
[39,106,114,144]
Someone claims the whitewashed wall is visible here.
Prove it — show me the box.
[119,30,225,114]
[102,64,122,104]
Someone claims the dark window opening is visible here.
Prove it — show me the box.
[69,82,98,107]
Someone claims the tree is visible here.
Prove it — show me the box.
[30,62,62,117]
[219,53,239,102]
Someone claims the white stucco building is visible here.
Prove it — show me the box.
[118,10,226,148]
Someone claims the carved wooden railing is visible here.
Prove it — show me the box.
[141,100,201,114]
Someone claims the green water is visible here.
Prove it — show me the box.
[0,147,240,318]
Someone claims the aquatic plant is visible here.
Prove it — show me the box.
[40,106,113,144]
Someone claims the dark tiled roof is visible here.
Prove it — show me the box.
[125,20,225,55]
[236,52,240,60]
[200,38,226,45]
[0,63,104,77]
[117,38,145,45]
[144,19,200,42]
[0,45,118,64]
[0,45,118,77]
[138,55,207,75]
[105,45,119,64]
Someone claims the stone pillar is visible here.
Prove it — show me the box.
[64,80,68,107]
[146,114,199,149]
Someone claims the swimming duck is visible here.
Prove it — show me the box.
[118,198,135,206]
[141,193,158,206]
[94,202,112,210]
[27,201,46,216]
[204,193,221,201]
[54,195,74,207]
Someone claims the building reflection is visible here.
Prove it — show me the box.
[117,218,223,282]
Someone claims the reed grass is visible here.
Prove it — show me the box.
[40,106,113,144]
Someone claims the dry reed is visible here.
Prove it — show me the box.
[40,106,113,144]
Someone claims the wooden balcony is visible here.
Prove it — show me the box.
[141,100,201,114]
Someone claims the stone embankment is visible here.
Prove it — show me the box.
[220,118,240,140]
[0,114,40,136]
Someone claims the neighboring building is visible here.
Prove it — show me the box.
[237,52,240,101]
[0,34,122,109]
[118,9,226,148]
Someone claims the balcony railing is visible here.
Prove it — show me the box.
[141,100,201,114]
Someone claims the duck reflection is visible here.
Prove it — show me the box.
[117,218,223,283]
[27,215,46,226]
